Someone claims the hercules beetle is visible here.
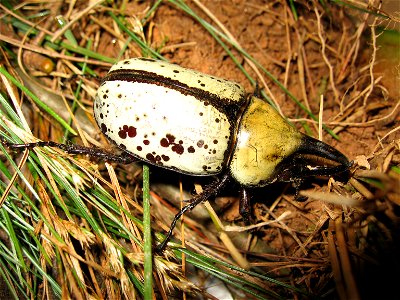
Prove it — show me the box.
[2,58,351,252]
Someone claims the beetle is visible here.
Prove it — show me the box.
[2,57,351,252]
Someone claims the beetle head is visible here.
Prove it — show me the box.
[271,134,352,183]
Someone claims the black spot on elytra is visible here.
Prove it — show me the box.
[118,125,137,139]
[167,134,176,143]
[197,140,204,148]
[188,146,195,153]
[118,131,126,139]
[137,146,142,151]
[143,140,150,145]
[172,144,184,154]
[146,153,155,162]
[159,134,184,154]
[146,153,163,166]
[101,123,107,133]
[160,138,169,147]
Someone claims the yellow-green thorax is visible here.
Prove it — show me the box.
[229,96,303,187]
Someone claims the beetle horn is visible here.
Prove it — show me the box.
[294,135,352,177]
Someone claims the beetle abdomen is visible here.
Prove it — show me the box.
[94,58,246,175]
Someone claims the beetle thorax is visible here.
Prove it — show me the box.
[229,96,303,187]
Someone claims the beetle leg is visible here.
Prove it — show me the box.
[239,189,251,224]
[156,173,230,253]
[292,179,308,201]
[1,137,137,164]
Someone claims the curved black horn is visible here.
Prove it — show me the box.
[295,135,352,177]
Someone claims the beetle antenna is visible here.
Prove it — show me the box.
[1,137,137,164]
[156,174,230,253]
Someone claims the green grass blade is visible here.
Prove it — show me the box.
[0,66,77,135]
[142,164,153,299]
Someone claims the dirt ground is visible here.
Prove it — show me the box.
[1,0,399,299]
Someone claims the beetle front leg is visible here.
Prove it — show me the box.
[239,188,251,224]
[292,179,308,201]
